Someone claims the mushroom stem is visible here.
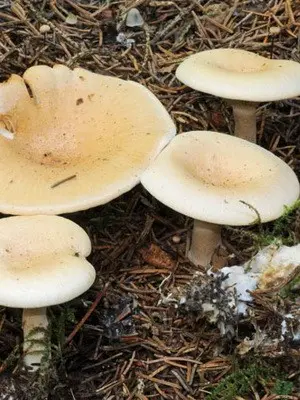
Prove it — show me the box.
[188,220,222,267]
[226,100,258,143]
[22,307,49,371]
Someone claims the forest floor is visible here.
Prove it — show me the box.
[0,0,300,399]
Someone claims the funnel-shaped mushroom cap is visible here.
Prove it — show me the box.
[141,131,300,226]
[0,215,95,308]
[0,65,175,215]
[176,49,300,102]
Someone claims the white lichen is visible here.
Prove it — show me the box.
[179,244,300,336]
[116,32,135,48]
[220,266,258,315]
[246,244,300,289]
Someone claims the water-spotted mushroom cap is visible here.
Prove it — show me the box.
[176,48,300,102]
[141,131,300,226]
[0,65,176,215]
[0,215,95,308]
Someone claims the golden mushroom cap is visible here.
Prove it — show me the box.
[0,64,176,214]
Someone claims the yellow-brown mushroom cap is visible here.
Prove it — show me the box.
[0,215,95,308]
[0,65,176,215]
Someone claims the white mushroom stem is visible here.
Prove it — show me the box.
[226,100,258,143]
[0,128,14,140]
[22,307,49,371]
[188,220,222,267]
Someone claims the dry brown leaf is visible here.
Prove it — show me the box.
[140,244,175,268]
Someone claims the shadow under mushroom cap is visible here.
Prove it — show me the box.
[0,65,176,215]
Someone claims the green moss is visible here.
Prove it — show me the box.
[263,200,300,246]
[273,379,294,396]
[206,365,266,400]
[51,306,76,343]
[280,274,300,299]
[205,359,284,400]
[241,200,300,250]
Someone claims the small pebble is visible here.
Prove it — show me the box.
[39,24,51,34]
[172,235,181,244]
[126,8,144,27]
[269,26,281,35]
[65,13,78,25]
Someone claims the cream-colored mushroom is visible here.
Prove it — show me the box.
[141,131,299,267]
[0,215,95,371]
[0,64,175,215]
[176,49,300,142]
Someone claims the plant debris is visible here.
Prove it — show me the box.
[0,0,300,399]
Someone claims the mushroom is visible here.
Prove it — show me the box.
[0,215,95,371]
[0,64,175,215]
[141,130,299,267]
[126,8,144,27]
[176,48,300,142]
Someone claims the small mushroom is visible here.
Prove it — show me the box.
[141,131,299,267]
[125,8,144,27]
[0,64,175,215]
[0,215,95,371]
[176,48,300,142]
